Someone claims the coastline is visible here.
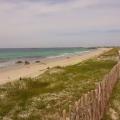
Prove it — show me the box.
[0,48,111,85]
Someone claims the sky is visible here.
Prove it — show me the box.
[0,0,120,48]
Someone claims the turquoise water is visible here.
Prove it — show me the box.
[0,47,92,67]
[0,48,91,61]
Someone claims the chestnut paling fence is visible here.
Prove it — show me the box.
[58,62,120,120]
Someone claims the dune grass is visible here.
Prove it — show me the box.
[102,48,120,120]
[103,80,120,120]
[101,48,119,57]
[0,48,118,120]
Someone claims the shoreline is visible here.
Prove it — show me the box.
[0,48,111,85]
[0,49,91,68]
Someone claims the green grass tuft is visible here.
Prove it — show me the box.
[0,48,118,120]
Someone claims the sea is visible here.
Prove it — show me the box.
[0,47,94,68]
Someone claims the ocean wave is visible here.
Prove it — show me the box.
[47,50,90,59]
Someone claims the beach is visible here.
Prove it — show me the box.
[0,47,118,120]
[0,48,111,85]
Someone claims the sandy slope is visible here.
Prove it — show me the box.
[0,48,111,85]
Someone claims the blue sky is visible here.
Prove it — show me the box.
[0,0,120,48]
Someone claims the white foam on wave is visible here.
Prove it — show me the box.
[47,50,91,59]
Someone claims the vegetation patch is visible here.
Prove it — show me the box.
[103,80,120,120]
[0,48,118,120]
[101,48,119,57]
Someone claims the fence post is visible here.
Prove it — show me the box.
[59,62,120,120]
[118,51,120,60]
[63,109,67,120]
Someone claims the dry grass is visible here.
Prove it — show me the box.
[0,48,118,120]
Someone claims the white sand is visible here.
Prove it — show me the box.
[0,48,111,85]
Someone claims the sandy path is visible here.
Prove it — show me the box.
[0,48,111,85]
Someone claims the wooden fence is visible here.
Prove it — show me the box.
[59,62,120,120]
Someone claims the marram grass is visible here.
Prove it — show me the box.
[0,48,118,120]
